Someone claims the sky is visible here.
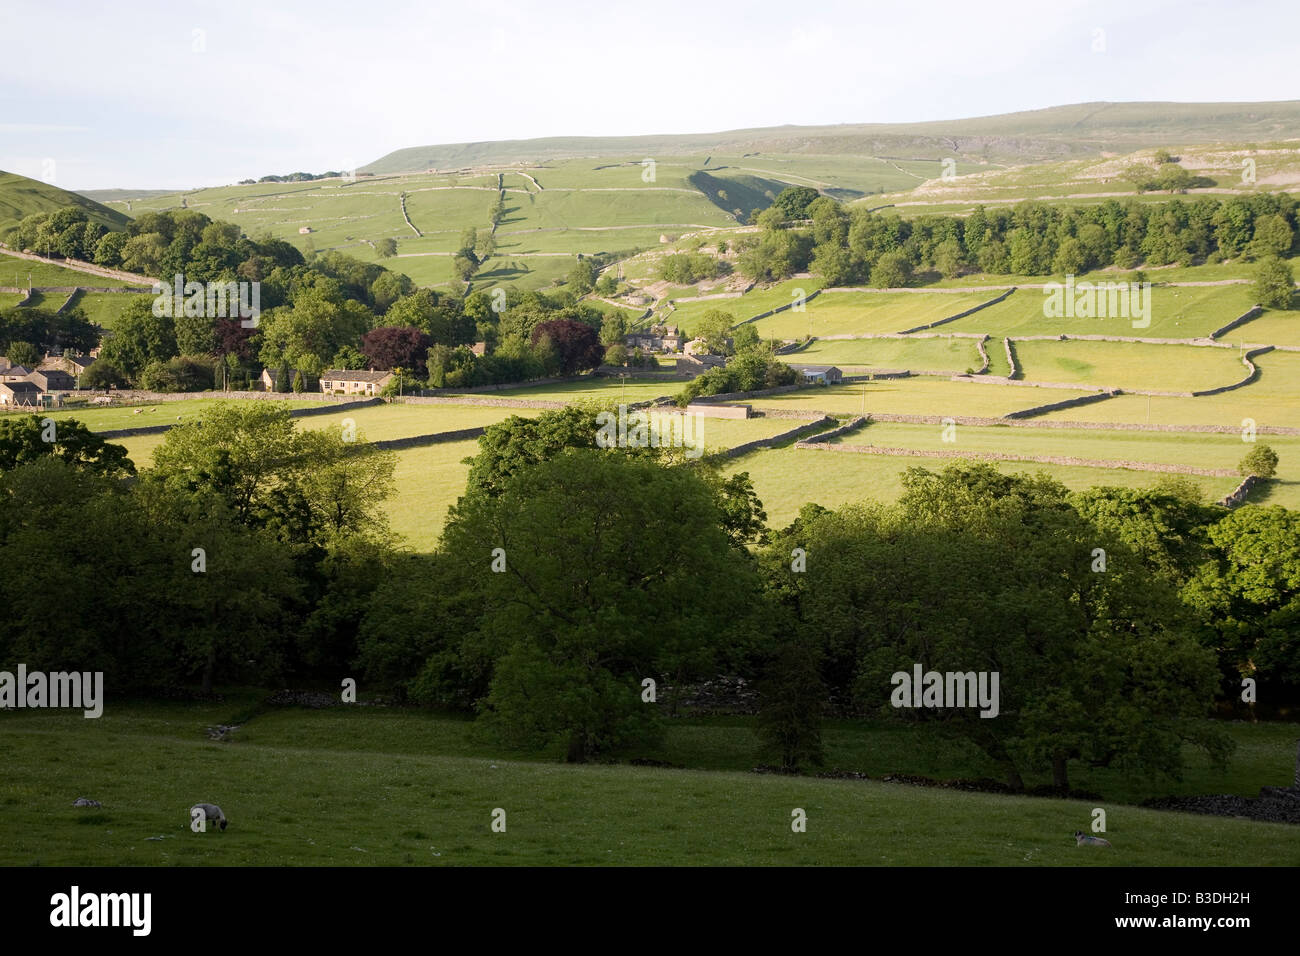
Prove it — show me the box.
[1,0,1297,191]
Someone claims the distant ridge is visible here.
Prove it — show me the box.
[362,101,1300,174]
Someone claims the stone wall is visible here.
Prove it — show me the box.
[1004,337,1019,379]
[1210,306,1265,340]
[1217,474,1259,508]
[1003,390,1119,420]
[713,415,835,459]
[897,287,1016,335]
[733,288,824,326]
[1191,346,1273,397]
[371,427,488,451]
[794,416,870,444]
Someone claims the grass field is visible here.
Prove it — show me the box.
[1012,340,1246,391]
[821,422,1300,507]
[2,701,1295,866]
[725,444,1244,529]
[759,290,997,338]
[943,284,1259,339]
[786,336,984,373]
[731,380,1099,418]
[0,254,136,289]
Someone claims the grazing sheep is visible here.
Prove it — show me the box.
[191,803,228,831]
[72,797,102,808]
[1074,830,1111,847]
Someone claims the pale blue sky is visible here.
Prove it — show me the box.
[2,0,1297,190]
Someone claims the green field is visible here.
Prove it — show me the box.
[728,380,1098,418]
[1012,340,1247,391]
[2,701,1295,866]
[758,290,996,338]
[0,253,137,289]
[725,444,1244,529]
[666,277,826,331]
[943,284,1259,339]
[785,336,985,373]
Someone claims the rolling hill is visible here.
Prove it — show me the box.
[0,170,131,233]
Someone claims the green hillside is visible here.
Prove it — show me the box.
[0,170,131,233]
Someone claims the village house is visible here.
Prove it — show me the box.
[26,369,77,392]
[320,369,394,396]
[0,381,43,406]
[1,365,33,383]
[790,364,843,384]
[60,354,97,377]
[625,324,682,353]
[259,368,282,392]
[676,354,727,375]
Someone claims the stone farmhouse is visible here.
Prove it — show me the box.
[320,369,394,396]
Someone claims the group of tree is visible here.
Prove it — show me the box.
[36,206,638,393]
[732,187,1298,288]
[2,401,1297,786]
[0,402,396,694]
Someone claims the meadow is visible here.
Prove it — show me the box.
[785,336,985,373]
[757,289,996,338]
[2,701,1294,867]
[723,444,1245,529]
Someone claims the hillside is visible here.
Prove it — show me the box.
[0,170,131,233]
[362,101,1300,174]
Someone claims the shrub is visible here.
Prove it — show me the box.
[1239,444,1279,479]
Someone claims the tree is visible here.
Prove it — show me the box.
[1240,444,1279,478]
[1183,506,1300,690]
[5,340,40,368]
[362,326,432,376]
[1155,163,1194,193]
[604,343,627,366]
[691,309,735,355]
[99,298,177,380]
[870,250,912,288]
[375,237,397,259]
[331,345,366,370]
[731,323,761,353]
[440,450,757,761]
[567,258,597,295]
[1252,256,1294,309]
[757,636,826,771]
[761,464,1228,791]
[452,253,479,282]
[0,459,299,695]
[771,186,821,221]
[80,360,128,389]
[0,415,135,478]
[529,319,603,375]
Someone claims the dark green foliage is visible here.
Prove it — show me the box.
[0,415,134,478]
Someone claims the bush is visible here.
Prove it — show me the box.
[139,355,215,392]
[1239,444,1279,479]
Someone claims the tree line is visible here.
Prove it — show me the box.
[734,187,1298,292]
[2,402,1295,788]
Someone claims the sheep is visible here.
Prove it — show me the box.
[191,803,228,831]
[1074,830,1111,847]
